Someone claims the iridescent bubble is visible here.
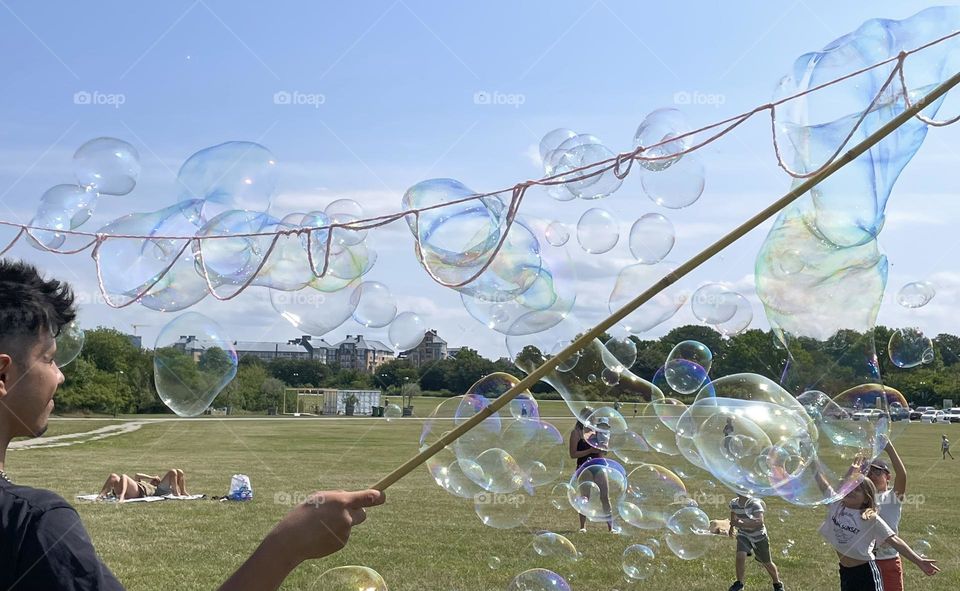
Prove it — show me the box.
[545,221,570,246]
[634,108,691,172]
[326,198,367,247]
[609,262,688,334]
[470,448,525,493]
[488,556,501,570]
[73,137,141,196]
[384,403,403,420]
[315,566,387,591]
[712,293,753,337]
[621,544,656,581]
[576,208,618,254]
[54,320,85,368]
[691,283,738,324]
[350,281,397,328]
[604,337,638,372]
[629,213,675,264]
[638,397,682,456]
[552,134,623,200]
[507,569,571,591]
[388,311,425,350]
[665,506,714,560]
[664,341,713,394]
[641,153,705,209]
[584,407,629,451]
[620,464,690,529]
[532,532,579,561]
[897,281,935,308]
[271,281,360,337]
[779,249,805,275]
[888,327,935,368]
[568,459,627,521]
[153,312,237,417]
[177,141,278,218]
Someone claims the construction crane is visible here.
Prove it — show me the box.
[130,323,150,336]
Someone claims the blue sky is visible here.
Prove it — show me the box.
[2,1,960,359]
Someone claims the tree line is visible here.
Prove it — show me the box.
[54,325,960,415]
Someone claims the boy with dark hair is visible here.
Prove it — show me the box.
[0,260,385,590]
[728,494,785,591]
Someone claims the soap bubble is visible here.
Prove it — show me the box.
[315,566,387,591]
[609,262,688,334]
[388,311,425,350]
[583,407,629,451]
[383,403,403,419]
[350,281,397,328]
[629,213,675,264]
[914,539,932,558]
[54,320,85,368]
[532,532,579,561]
[888,328,934,368]
[712,293,754,337]
[691,283,738,324]
[621,544,656,581]
[545,221,570,246]
[664,506,714,559]
[551,483,574,510]
[569,458,627,522]
[550,134,623,200]
[488,556,501,570]
[271,281,360,337]
[177,141,278,218]
[664,341,713,394]
[604,337,638,372]
[641,154,705,209]
[620,464,690,529]
[27,208,69,250]
[474,490,535,528]
[896,281,935,308]
[540,128,579,163]
[153,312,237,417]
[73,137,141,196]
[39,184,97,229]
[577,208,619,254]
[634,108,691,172]
[507,569,571,591]
[325,198,367,247]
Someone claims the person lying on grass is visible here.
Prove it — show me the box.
[0,259,385,591]
[96,468,188,500]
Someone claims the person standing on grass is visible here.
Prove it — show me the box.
[867,442,908,591]
[568,407,618,534]
[0,260,385,591]
[819,478,938,591]
[727,494,784,591]
[941,434,954,459]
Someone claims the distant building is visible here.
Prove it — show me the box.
[400,329,448,367]
[333,335,395,372]
[287,335,336,365]
[124,334,142,349]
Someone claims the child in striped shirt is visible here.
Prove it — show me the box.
[728,495,784,591]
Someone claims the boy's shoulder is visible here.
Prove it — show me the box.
[1,481,74,515]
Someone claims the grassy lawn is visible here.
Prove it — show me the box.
[6,415,960,590]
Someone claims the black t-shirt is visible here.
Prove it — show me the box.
[0,478,124,590]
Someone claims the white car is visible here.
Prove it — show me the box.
[921,410,948,424]
[853,409,885,421]
[946,408,960,423]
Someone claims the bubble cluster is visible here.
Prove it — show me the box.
[153,312,237,417]
[540,130,623,200]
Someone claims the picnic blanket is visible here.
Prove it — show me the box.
[76,494,205,503]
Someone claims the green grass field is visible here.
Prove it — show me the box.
[6,415,960,590]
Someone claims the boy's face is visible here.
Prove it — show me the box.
[0,332,65,439]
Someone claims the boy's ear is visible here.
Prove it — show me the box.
[0,354,11,398]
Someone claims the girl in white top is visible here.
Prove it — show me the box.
[867,442,906,591]
[819,478,937,591]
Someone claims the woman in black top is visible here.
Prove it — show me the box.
[568,407,616,533]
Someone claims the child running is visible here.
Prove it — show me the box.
[942,434,954,460]
[727,494,784,591]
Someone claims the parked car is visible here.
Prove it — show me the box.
[910,406,936,421]
[890,406,910,421]
[921,410,948,424]
[853,409,885,421]
[946,408,960,423]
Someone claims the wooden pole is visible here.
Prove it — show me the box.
[372,69,960,492]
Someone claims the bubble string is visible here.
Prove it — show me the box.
[0,28,954,307]
[370,68,960,491]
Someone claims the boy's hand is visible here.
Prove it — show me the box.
[918,558,939,576]
[263,489,386,565]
